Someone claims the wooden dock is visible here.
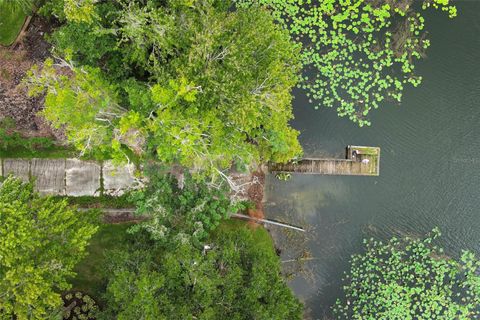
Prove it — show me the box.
[269,146,380,176]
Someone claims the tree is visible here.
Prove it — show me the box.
[128,169,244,246]
[28,0,303,177]
[38,0,97,23]
[0,177,99,320]
[25,58,126,159]
[334,228,480,319]
[237,0,457,126]
[98,222,303,320]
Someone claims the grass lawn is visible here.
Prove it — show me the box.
[70,223,133,300]
[60,194,136,209]
[211,219,275,251]
[0,145,122,162]
[0,145,77,158]
[0,4,27,46]
[0,120,77,158]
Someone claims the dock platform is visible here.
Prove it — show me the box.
[269,146,380,176]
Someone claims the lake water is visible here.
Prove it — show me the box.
[264,2,480,319]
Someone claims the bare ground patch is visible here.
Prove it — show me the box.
[0,16,63,141]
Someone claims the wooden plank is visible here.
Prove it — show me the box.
[269,146,380,176]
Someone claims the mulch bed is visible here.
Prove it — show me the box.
[0,16,62,140]
[102,211,147,224]
[246,170,265,211]
[245,170,266,227]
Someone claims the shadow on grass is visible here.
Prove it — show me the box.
[70,223,134,302]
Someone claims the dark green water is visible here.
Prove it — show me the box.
[265,2,480,319]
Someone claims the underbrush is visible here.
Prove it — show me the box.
[0,117,74,158]
[57,194,136,209]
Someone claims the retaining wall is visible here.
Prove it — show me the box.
[0,158,138,196]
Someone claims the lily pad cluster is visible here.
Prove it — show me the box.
[334,228,480,319]
[63,291,98,320]
[236,0,456,126]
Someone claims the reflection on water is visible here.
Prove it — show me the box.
[265,2,480,319]
[267,177,349,219]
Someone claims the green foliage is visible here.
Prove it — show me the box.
[128,169,243,246]
[70,223,133,301]
[28,0,302,177]
[0,118,57,157]
[38,0,63,20]
[48,21,118,69]
[236,0,456,126]
[24,58,127,159]
[275,172,292,181]
[38,0,96,22]
[57,194,135,209]
[0,177,99,320]
[334,228,480,319]
[98,221,303,320]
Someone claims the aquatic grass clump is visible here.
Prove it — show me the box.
[236,0,456,126]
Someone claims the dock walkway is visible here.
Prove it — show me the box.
[269,146,380,176]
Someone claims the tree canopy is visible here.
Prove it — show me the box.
[0,177,99,320]
[98,222,303,320]
[27,0,302,176]
[334,228,480,319]
[237,0,456,126]
[128,170,243,246]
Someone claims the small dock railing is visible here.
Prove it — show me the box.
[269,146,380,176]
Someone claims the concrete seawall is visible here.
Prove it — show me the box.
[0,158,139,196]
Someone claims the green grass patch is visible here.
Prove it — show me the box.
[0,5,27,46]
[57,194,136,209]
[0,145,118,160]
[0,118,76,158]
[0,145,76,158]
[70,223,133,300]
[354,146,379,155]
[0,144,123,162]
[211,219,274,250]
